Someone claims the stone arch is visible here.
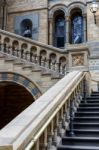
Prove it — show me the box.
[0,72,42,100]
[59,56,67,74]
[30,46,37,55]
[49,4,67,19]
[49,53,57,62]
[20,19,33,38]
[12,40,19,49]
[21,43,28,50]
[68,2,87,44]
[4,37,10,44]
[59,56,67,65]
[68,2,86,16]
[40,50,47,59]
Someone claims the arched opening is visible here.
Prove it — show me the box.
[20,19,32,38]
[70,8,83,44]
[12,40,19,49]
[53,10,66,48]
[0,81,35,129]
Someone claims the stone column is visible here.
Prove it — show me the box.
[48,17,53,45]
[65,16,70,47]
[83,14,87,43]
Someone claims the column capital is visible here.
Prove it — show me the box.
[65,16,70,21]
[82,13,87,18]
[48,17,53,23]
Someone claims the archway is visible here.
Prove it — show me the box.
[20,19,33,37]
[0,82,35,129]
[0,72,42,129]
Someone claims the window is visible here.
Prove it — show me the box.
[71,15,83,44]
[53,11,66,48]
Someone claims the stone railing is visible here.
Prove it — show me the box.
[0,43,66,75]
[0,71,91,150]
[0,29,89,73]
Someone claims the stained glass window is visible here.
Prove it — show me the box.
[71,15,83,44]
[55,16,65,48]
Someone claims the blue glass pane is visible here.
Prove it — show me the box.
[55,17,65,37]
[72,15,83,44]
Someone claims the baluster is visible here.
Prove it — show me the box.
[44,57,46,67]
[12,46,15,55]
[52,115,59,146]
[58,120,63,137]
[16,49,19,57]
[47,136,52,150]
[58,62,61,73]
[8,46,11,54]
[34,54,37,63]
[48,59,51,69]
[30,52,32,62]
[3,43,6,52]
[69,95,75,136]
[25,52,28,60]
[53,128,58,146]
[0,43,1,51]
[83,77,87,103]
[21,49,24,59]
[39,55,42,66]
[47,121,54,150]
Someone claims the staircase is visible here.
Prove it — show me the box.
[58,91,99,150]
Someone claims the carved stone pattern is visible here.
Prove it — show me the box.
[72,54,84,66]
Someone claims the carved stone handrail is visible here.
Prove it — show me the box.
[0,71,90,150]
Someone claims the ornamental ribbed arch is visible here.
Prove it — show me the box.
[0,72,42,100]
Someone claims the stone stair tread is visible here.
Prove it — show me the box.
[22,65,33,69]
[79,107,99,108]
[32,68,42,72]
[74,116,99,119]
[58,145,99,149]
[76,111,99,113]
[41,72,51,76]
[63,136,99,140]
[73,122,99,125]
[67,129,99,132]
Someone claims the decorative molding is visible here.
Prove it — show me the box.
[0,72,42,100]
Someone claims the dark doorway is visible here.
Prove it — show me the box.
[0,82,34,129]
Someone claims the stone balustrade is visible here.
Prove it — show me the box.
[0,71,91,150]
[0,29,89,74]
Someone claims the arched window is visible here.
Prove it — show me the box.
[54,11,66,48]
[70,9,83,44]
[20,19,33,38]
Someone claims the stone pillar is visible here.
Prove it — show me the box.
[1,1,7,30]
[65,16,70,47]
[48,17,53,45]
[83,14,87,43]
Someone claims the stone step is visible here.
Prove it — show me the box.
[73,122,99,130]
[66,129,99,137]
[73,116,99,123]
[79,103,99,107]
[77,107,99,112]
[81,100,99,103]
[61,137,99,147]
[57,145,99,150]
[75,112,99,117]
